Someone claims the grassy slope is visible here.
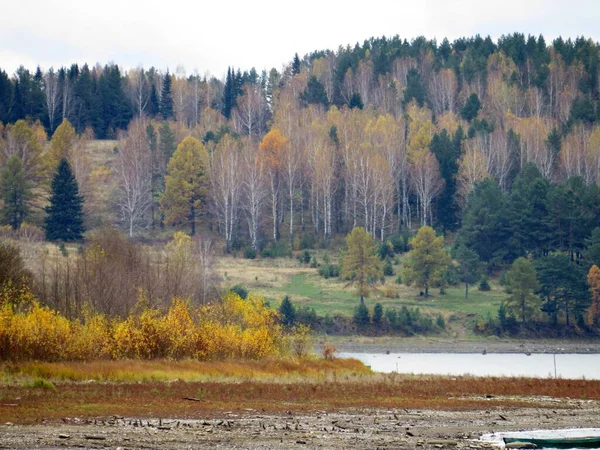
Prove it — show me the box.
[217,253,507,328]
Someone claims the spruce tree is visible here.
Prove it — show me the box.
[149,84,160,117]
[291,53,301,75]
[278,295,296,327]
[300,76,329,107]
[44,158,85,241]
[222,67,234,119]
[159,122,176,161]
[160,70,174,120]
[0,156,32,230]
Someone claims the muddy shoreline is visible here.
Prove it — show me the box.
[1,397,598,449]
[320,337,600,354]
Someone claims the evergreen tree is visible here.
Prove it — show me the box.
[0,69,12,124]
[372,303,383,325]
[146,123,161,229]
[349,92,363,109]
[300,76,329,107]
[455,245,481,299]
[353,300,370,328]
[222,67,234,119]
[159,122,177,161]
[291,53,301,75]
[403,68,426,106]
[585,227,600,270]
[278,295,296,327]
[461,93,482,121]
[0,156,32,230]
[456,179,510,269]
[97,65,132,138]
[74,64,101,134]
[504,257,541,323]
[431,128,463,232]
[505,164,553,259]
[536,254,590,328]
[44,158,85,241]
[149,83,160,117]
[160,70,174,120]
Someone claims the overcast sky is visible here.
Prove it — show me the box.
[2,0,600,79]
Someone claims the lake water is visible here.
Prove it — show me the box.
[339,352,600,379]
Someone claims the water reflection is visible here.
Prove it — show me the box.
[339,352,600,379]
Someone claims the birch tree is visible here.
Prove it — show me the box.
[127,67,149,118]
[258,128,286,241]
[43,68,61,133]
[241,141,268,250]
[117,119,153,237]
[410,148,444,226]
[210,134,242,251]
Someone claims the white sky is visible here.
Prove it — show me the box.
[1,0,600,79]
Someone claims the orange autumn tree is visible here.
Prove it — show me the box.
[259,128,288,241]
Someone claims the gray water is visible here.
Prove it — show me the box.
[339,352,600,379]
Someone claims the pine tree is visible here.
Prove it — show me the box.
[0,156,32,230]
[455,245,481,299]
[160,70,174,120]
[44,158,85,241]
[504,257,540,323]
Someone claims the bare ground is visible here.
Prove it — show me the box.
[1,397,598,449]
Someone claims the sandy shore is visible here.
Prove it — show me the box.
[1,397,598,449]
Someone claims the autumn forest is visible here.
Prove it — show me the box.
[3,33,600,340]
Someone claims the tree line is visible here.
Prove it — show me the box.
[2,33,600,302]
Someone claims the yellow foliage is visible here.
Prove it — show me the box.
[0,292,299,362]
[7,302,72,361]
[89,165,111,184]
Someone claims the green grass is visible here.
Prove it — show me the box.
[24,377,57,392]
[399,286,505,317]
[276,270,506,319]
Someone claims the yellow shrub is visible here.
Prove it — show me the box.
[163,298,196,358]
[67,312,112,360]
[0,293,291,362]
[8,302,72,361]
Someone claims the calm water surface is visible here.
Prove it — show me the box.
[339,352,600,379]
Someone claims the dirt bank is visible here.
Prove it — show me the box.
[1,397,598,449]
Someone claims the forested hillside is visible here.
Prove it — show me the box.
[2,33,600,334]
